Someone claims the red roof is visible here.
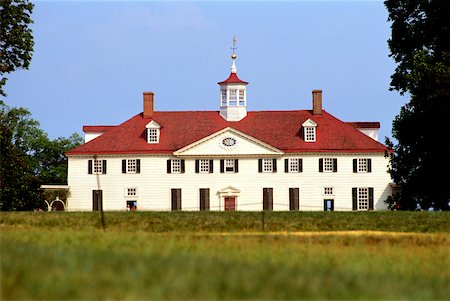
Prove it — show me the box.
[346,122,380,129]
[218,72,249,85]
[67,110,388,155]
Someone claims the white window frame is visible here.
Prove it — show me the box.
[262,159,273,173]
[323,187,334,196]
[323,158,334,172]
[225,159,235,173]
[126,159,137,173]
[357,187,369,210]
[171,159,181,174]
[304,126,316,142]
[93,159,103,174]
[221,89,227,105]
[125,187,138,197]
[229,89,237,105]
[238,90,245,105]
[289,158,300,172]
[358,158,368,172]
[147,128,159,143]
[199,159,210,173]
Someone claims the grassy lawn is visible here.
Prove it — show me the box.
[1,211,449,300]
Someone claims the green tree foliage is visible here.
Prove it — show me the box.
[385,0,450,210]
[0,0,34,97]
[0,101,83,210]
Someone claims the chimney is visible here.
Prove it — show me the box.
[143,92,154,118]
[312,89,322,115]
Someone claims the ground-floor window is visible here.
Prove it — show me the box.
[352,187,374,210]
[324,199,334,211]
[127,200,137,211]
[171,189,182,211]
[199,188,210,211]
[289,188,299,210]
[263,188,273,211]
[92,190,103,211]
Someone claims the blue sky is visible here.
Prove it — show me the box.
[5,1,407,142]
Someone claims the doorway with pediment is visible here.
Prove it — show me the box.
[217,186,240,211]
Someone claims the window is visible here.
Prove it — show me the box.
[88,159,106,174]
[199,188,210,211]
[220,159,238,173]
[352,187,374,211]
[304,127,316,142]
[319,158,337,172]
[229,89,237,105]
[324,187,334,195]
[289,188,299,211]
[353,158,372,173]
[171,188,182,211]
[302,119,317,142]
[92,190,103,211]
[263,188,273,211]
[225,159,235,172]
[239,90,245,105]
[126,188,137,197]
[258,159,277,173]
[285,158,302,172]
[221,89,227,105]
[195,159,213,173]
[324,199,334,211]
[126,201,137,211]
[148,128,159,143]
[122,159,141,174]
[167,159,185,174]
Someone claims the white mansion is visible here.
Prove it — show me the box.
[66,53,392,211]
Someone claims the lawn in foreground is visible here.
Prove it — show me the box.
[1,212,449,300]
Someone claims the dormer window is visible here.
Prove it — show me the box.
[145,120,160,144]
[302,118,318,142]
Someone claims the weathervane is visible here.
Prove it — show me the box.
[231,36,237,59]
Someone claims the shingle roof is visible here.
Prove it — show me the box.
[346,122,380,129]
[67,110,388,156]
[218,72,249,85]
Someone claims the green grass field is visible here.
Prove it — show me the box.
[1,211,449,300]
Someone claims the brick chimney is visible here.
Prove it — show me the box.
[143,92,154,118]
[312,89,322,115]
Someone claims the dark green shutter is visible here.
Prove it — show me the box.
[122,160,127,173]
[258,159,263,173]
[234,159,239,173]
[367,159,372,173]
[102,160,107,174]
[285,159,289,172]
[299,159,303,172]
[167,160,171,173]
[136,159,140,173]
[88,160,93,174]
[353,159,357,173]
[368,188,374,210]
[333,158,337,172]
[209,160,214,173]
[195,160,199,173]
[319,158,323,172]
[272,159,277,172]
[352,188,358,210]
[220,160,225,173]
[181,160,185,173]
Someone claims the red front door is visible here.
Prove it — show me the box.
[224,197,236,211]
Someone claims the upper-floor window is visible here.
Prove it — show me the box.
[195,159,213,173]
[285,158,303,173]
[122,159,141,174]
[88,159,107,174]
[146,120,160,144]
[353,158,372,173]
[167,159,185,173]
[319,158,337,172]
[302,118,318,142]
[258,159,277,173]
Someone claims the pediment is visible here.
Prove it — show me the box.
[217,186,241,196]
[173,127,283,157]
[145,120,160,129]
[302,118,317,127]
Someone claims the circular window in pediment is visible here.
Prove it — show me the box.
[220,137,237,150]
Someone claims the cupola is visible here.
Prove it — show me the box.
[218,36,248,122]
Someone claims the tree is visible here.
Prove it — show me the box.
[0,0,34,97]
[0,101,83,210]
[385,0,450,210]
